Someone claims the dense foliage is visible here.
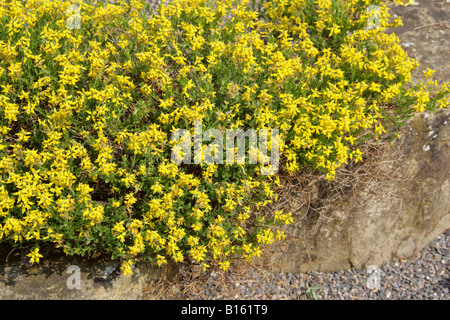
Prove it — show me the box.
[0,0,448,274]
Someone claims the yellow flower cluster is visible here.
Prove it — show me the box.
[0,0,447,274]
[389,0,417,6]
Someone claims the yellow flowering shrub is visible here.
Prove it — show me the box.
[388,0,417,5]
[0,0,448,274]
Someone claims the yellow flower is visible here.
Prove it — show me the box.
[121,173,137,188]
[150,182,163,194]
[27,247,43,264]
[328,25,341,36]
[124,193,137,209]
[218,260,230,271]
[121,259,134,276]
[111,199,121,208]
[189,245,207,262]
[156,254,167,267]
[187,235,199,247]
[112,221,125,235]
[83,205,104,226]
[129,233,145,255]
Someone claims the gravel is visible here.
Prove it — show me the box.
[176,230,449,300]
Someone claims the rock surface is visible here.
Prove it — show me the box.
[0,246,178,300]
[387,0,450,85]
[257,107,450,273]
